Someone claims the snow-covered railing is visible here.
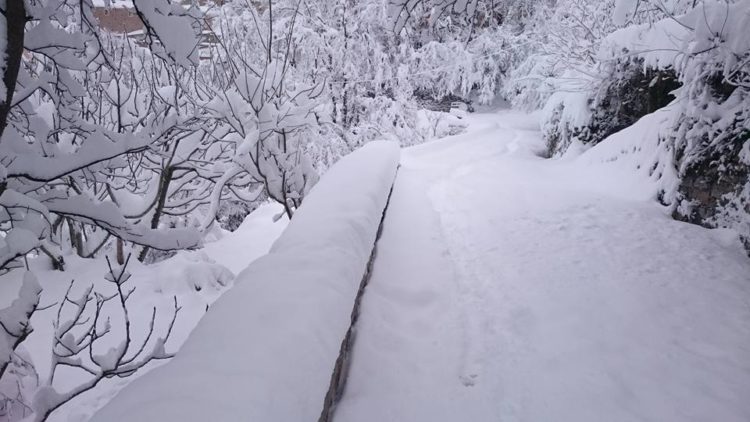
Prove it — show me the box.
[90,141,401,422]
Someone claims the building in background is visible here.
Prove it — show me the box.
[91,0,223,59]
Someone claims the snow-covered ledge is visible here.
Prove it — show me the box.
[90,141,401,421]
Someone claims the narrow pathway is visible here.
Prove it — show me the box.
[335,111,750,422]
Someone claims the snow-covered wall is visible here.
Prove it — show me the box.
[89,141,400,421]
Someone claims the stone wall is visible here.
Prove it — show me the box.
[318,173,397,422]
[674,130,750,255]
[92,7,143,34]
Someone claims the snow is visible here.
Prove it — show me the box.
[574,105,681,202]
[40,194,203,251]
[88,141,400,421]
[0,229,42,269]
[613,0,637,25]
[334,111,750,422]
[3,1,750,418]
[132,0,201,65]
[603,1,750,76]
[200,202,289,275]
[601,12,690,70]
[0,272,41,371]
[3,107,748,422]
[0,201,288,422]
[91,0,134,8]
[5,132,151,183]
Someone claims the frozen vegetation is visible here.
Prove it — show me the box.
[0,0,748,421]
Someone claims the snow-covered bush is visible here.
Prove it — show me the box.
[229,0,472,161]
[604,0,750,252]
[207,2,326,219]
[543,58,680,156]
[498,0,749,251]
[341,95,466,147]
[28,255,181,422]
[502,0,618,110]
[528,0,750,251]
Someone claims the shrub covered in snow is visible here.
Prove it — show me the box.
[543,58,680,156]
[605,0,750,252]
[506,0,750,252]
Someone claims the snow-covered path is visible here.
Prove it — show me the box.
[335,111,750,422]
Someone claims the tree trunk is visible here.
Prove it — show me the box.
[116,239,125,265]
[138,167,174,262]
[0,1,26,141]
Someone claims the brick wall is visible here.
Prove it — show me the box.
[92,7,143,34]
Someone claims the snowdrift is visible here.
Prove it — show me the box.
[89,141,400,421]
[575,105,681,201]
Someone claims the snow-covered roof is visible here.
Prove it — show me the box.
[91,0,134,8]
[91,0,221,10]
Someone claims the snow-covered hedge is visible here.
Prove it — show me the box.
[516,0,750,252]
[89,141,400,421]
[541,59,680,156]
[597,0,750,251]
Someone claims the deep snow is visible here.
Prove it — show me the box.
[335,111,750,422]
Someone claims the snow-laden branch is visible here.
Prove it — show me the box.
[0,273,42,381]
[40,194,202,251]
[132,0,202,66]
[31,256,181,422]
[5,132,152,183]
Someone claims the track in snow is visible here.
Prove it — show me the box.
[334,111,750,422]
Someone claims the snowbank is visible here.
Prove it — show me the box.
[89,141,400,421]
[575,105,681,201]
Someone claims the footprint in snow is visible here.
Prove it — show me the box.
[460,373,478,387]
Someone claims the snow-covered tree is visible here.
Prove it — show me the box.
[0,0,206,272]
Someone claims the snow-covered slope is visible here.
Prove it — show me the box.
[89,141,400,421]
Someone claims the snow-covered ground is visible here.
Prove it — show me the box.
[335,111,750,422]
